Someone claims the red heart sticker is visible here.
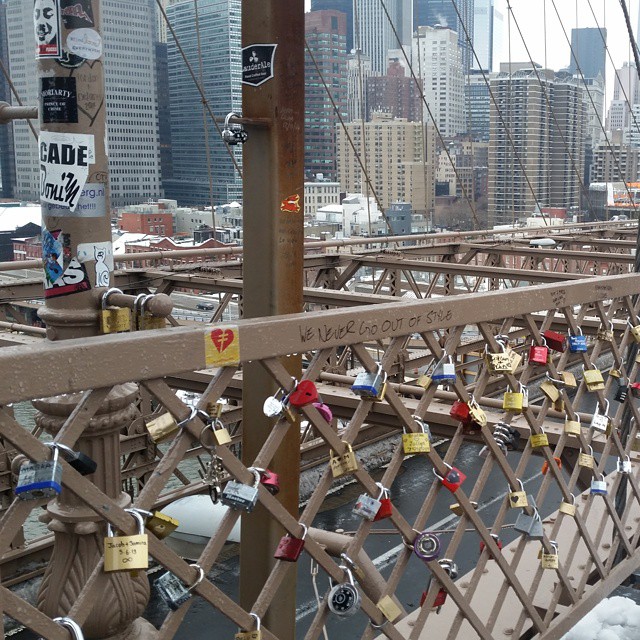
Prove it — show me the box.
[210,328,234,353]
[288,380,319,407]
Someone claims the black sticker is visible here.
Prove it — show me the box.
[41,77,78,123]
[60,0,94,29]
[241,44,277,87]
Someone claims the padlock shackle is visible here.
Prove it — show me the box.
[246,467,262,488]
[140,293,154,315]
[298,523,308,540]
[124,508,147,535]
[375,482,389,501]
[53,617,85,640]
[508,478,525,494]
[224,111,242,128]
[133,293,146,316]
[545,372,565,386]
[101,287,123,310]
[187,563,205,591]
[337,564,356,586]
[177,406,198,428]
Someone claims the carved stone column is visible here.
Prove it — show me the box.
[33,384,155,639]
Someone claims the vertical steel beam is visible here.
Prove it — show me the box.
[241,0,304,637]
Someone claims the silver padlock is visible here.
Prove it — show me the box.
[514,507,544,539]
[221,112,247,145]
[617,456,632,474]
[352,493,381,521]
[590,400,609,433]
[351,365,386,399]
[263,391,285,418]
[15,445,63,500]
[328,565,361,617]
[590,474,607,495]
[221,469,261,512]
[156,563,204,610]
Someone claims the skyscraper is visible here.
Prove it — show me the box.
[305,10,348,180]
[6,0,162,206]
[472,0,499,72]
[0,0,15,198]
[414,0,474,73]
[354,0,402,74]
[311,0,353,52]
[568,27,606,81]
[164,0,242,206]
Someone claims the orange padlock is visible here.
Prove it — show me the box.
[541,457,562,475]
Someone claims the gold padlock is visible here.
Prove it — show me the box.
[417,374,432,390]
[597,324,614,342]
[139,313,166,330]
[559,371,577,387]
[485,351,512,374]
[101,307,131,334]
[104,510,149,572]
[377,595,402,622]
[211,418,232,446]
[508,478,528,508]
[553,397,565,412]
[468,398,487,426]
[541,549,559,569]
[449,500,478,516]
[146,413,179,443]
[146,511,179,539]
[235,614,262,640]
[503,391,523,413]
[540,380,560,402]
[402,428,430,455]
[508,349,523,373]
[578,447,594,468]
[632,434,640,453]
[559,496,576,517]
[330,442,358,478]
[530,431,549,449]
[584,368,605,391]
[564,415,581,435]
[610,368,622,379]
[629,320,640,343]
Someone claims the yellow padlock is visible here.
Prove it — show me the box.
[559,371,577,387]
[101,307,131,334]
[468,398,487,426]
[541,542,559,569]
[330,442,358,478]
[578,447,594,468]
[553,397,565,413]
[584,368,605,391]
[235,614,262,640]
[104,510,149,572]
[503,391,523,413]
[485,351,512,374]
[508,349,523,373]
[417,374,432,390]
[564,415,581,435]
[629,320,640,343]
[559,495,576,517]
[146,511,179,539]
[508,479,528,508]
[402,418,431,454]
[530,431,549,448]
[597,324,614,342]
[146,413,178,443]
[377,595,402,622]
[540,380,560,402]
[449,500,478,516]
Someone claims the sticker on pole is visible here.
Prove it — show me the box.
[34,0,62,58]
[39,131,95,212]
[41,77,78,124]
[204,326,240,367]
[280,194,301,213]
[242,44,277,86]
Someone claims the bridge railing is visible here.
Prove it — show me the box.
[1,272,640,639]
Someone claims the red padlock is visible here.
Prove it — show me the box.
[479,533,502,559]
[312,402,333,423]
[449,401,471,423]
[257,469,280,495]
[274,524,307,562]
[434,464,466,493]
[631,382,640,398]
[542,330,566,353]
[528,343,549,366]
[288,379,319,407]
[419,589,446,608]
[541,457,562,475]
[373,483,393,521]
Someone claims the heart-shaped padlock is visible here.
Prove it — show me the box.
[312,402,333,423]
[288,380,319,408]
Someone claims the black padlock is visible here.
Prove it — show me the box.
[48,442,97,476]
[615,383,629,403]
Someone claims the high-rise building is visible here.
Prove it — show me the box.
[347,51,373,122]
[305,10,348,180]
[465,71,493,141]
[0,0,15,198]
[6,0,162,206]
[311,0,353,52]
[413,26,465,137]
[591,130,639,183]
[336,113,436,213]
[366,58,422,122]
[164,0,242,206]
[606,62,639,134]
[488,66,587,226]
[414,0,474,73]
[568,27,606,81]
[472,0,503,72]
[354,0,403,74]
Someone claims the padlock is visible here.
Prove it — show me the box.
[628,319,640,343]
[413,531,441,561]
[252,468,279,495]
[373,484,393,521]
[312,402,333,423]
[590,401,609,433]
[617,456,632,474]
[100,288,131,334]
[146,511,179,539]
[508,480,528,508]
[543,330,566,353]
[432,356,456,383]
[568,328,588,352]
[420,588,448,610]
[274,524,307,562]
[508,348,523,373]
[559,371,577,387]
[329,442,359,477]
[15,445,63,500]
[449,400,471,423]
[590,474,607,495]
[104,509,149,572]
[235,613,262,640]
[402,417,431,454]
[514,508,544,539]
[434,464,466,493]
[146,412,179,443]
[529,342,549,366]
[485,341,512,373]
[220,469,261,512]
[584,367,605,392]
[597,322,614,342]
[479,533,502,559]
[632,434,640,452]
[328,566,361,617]
[352,365,387,399]
[553,397,565,413]
[541,456,562,475]
[541,541,559,569]
[631,382,640,398]
[156,563,204,610]
[376,595,402,622]
[439,558,458,579]
[52,617,84,640]
[503,390,524,413]
[559,494,577,517]
[615,381,629,403]
[578,446,595,469]
[468,398,487,427]
[449,500,477,516]
[47,442,97,476]
[417,373,432,389]
[564,414,581,435]
[136,294,166,330]
[288,379,319,408]
[353,492,382,520]
[529,429,549,449]
[540,380,560,402]
[262,385,295,422]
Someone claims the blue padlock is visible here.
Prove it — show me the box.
[568,328,587,353]
[590,474,607,496]
[432,356,456,383]
[15,446,62,500]
[351,365,386,399]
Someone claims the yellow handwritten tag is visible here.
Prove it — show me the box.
[204,326,240,367]
[377,595,402,621]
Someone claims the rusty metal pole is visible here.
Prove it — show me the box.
[241,0,304,637]
[32,1,154,636]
